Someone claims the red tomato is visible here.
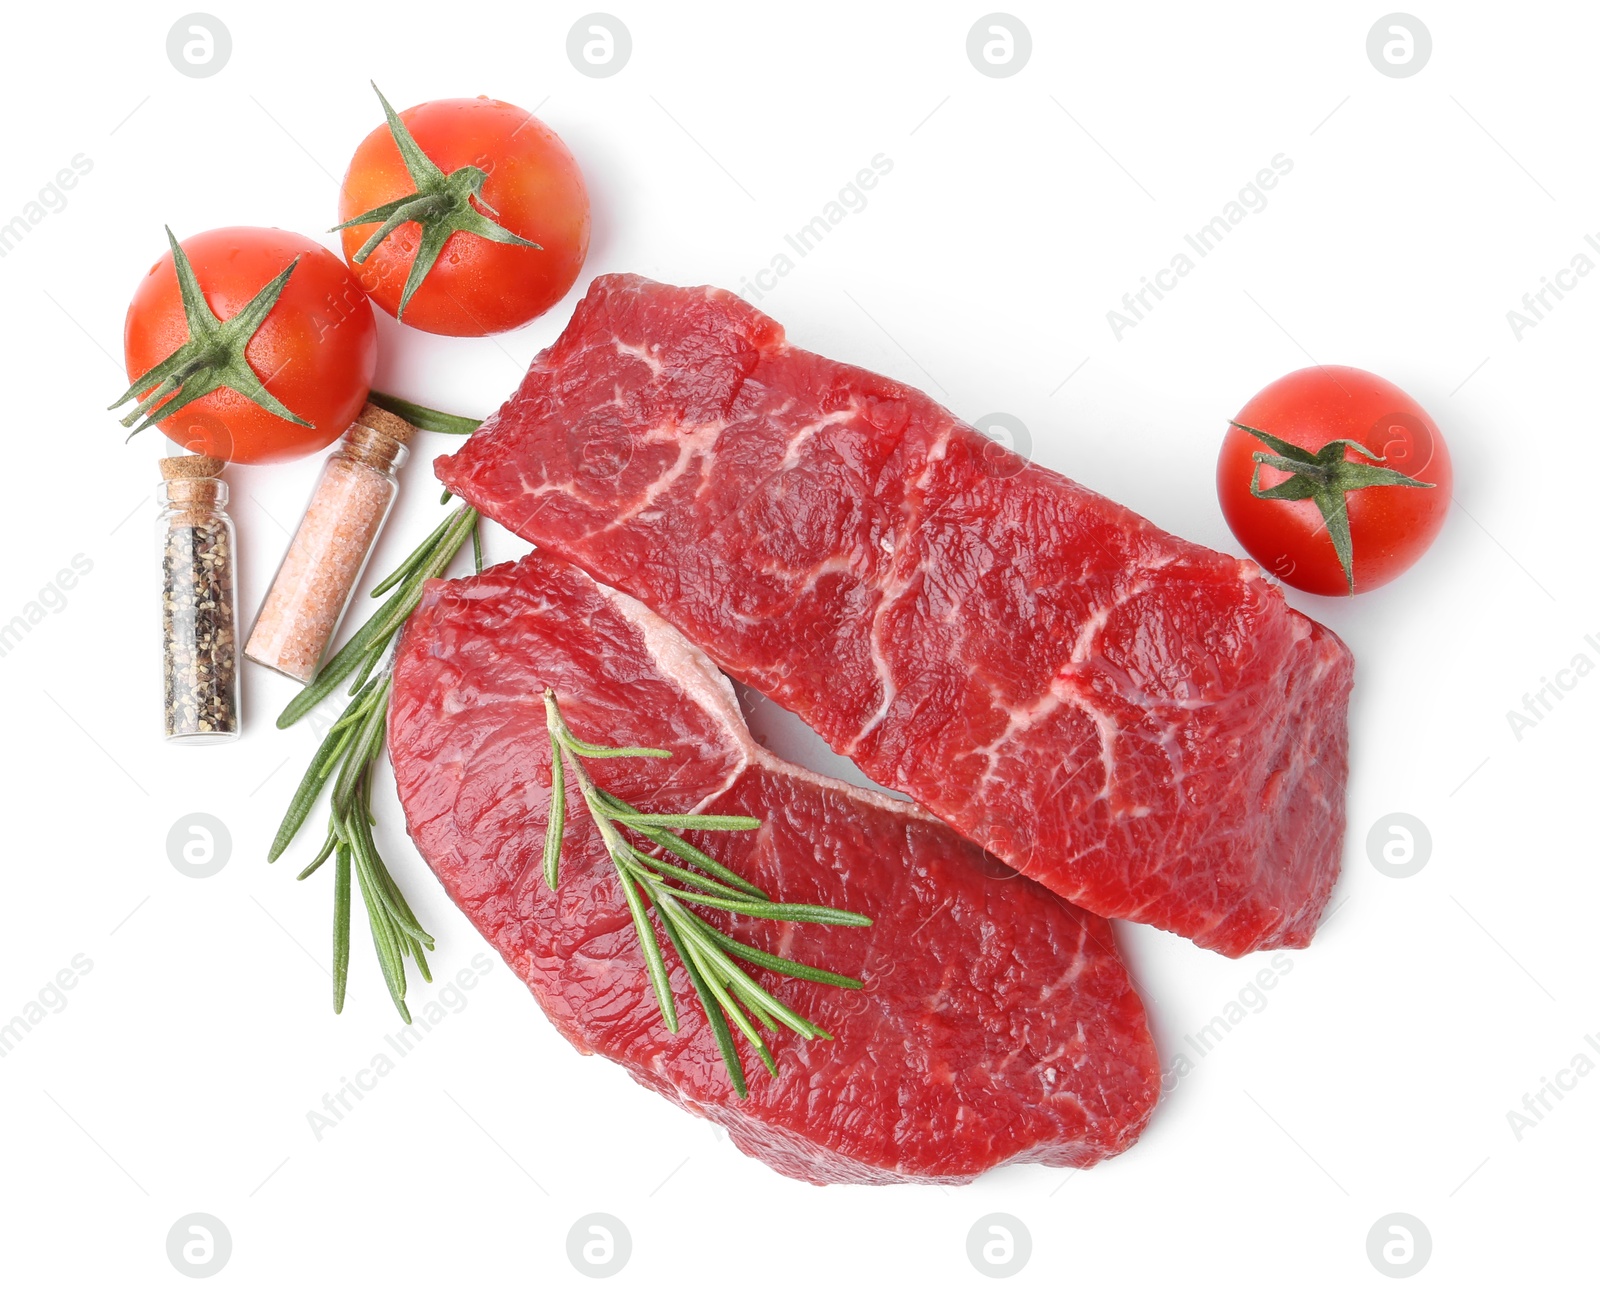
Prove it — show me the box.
[337,96,590,335]
[122,227,377,464]
[1217,366,1451,595]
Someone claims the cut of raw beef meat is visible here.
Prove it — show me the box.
[436,274,1356,957]
[388,553,1160,1185]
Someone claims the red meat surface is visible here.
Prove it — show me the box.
[388,554,1160,1185]
[436,275,1356,957]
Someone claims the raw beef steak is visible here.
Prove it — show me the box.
[388,554,1160,1185]
[436,274,1356,957]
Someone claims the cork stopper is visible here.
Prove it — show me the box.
[355,402,416,446]
[159,454,225,482]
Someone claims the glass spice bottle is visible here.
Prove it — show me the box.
[246,403,415,683]
[157,454,241,743]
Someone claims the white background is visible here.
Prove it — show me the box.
[1,1,1593,1288]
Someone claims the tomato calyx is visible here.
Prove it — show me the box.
[1232,421,1436,594]
[109,226,315,440]
[331,83,541,322]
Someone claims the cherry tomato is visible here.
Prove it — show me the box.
[1217,366,1451,596]
[336,95,590,335]
[121,227,377,464]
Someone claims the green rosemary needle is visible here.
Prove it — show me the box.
[270,396,482,1023]
[541,689,871,1097]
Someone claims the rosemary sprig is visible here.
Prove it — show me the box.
[541,690,871,1097]
[365,391,483,437]
[270,396,483,1022]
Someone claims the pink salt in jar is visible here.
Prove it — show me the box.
[246,403,414,683]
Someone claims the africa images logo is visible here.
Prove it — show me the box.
[0,158,94,261]
[0,555,92,660]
